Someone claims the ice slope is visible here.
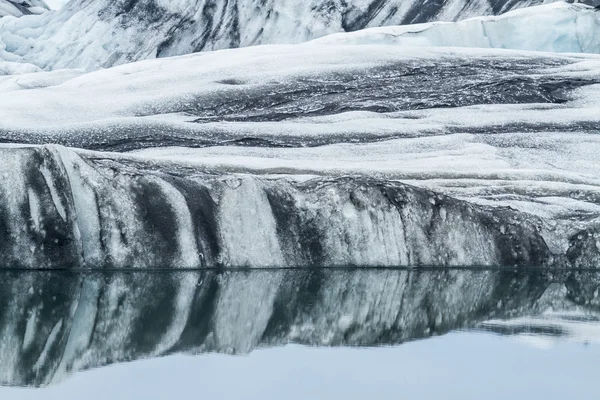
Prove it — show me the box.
[0,0,48,18]
[0,0,587,73]
[0,269,596,387]
[315,3,600,53]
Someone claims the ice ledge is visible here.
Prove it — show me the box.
[314,3,600,54]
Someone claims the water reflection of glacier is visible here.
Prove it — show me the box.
[1,268,599,388]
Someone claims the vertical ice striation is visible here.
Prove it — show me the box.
[0,147,81,268]
[267,179,551,267]
[217,177,284,267]
[51,146,100,266]
[148,179,201,268]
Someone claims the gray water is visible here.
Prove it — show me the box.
[0,268,596,399]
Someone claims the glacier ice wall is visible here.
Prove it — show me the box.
[0,268,597,387]
[0,144,597,269]
[0,0,583,73]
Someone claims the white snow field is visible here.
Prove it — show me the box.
[43,0,65,9]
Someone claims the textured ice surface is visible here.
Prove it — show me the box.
[0,140,598,268]
[0,0,589,73]
[0,0,48,18]
[0,269,597,387]
[315,3,600,54]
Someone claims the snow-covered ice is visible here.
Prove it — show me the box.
[2,44,600,225]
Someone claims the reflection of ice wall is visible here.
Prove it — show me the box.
[0,0,588,73]
[0,269,597,387]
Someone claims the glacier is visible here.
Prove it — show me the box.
[0,1,599,268]
[0,1,598,73]
[0,0,598,392]
[0,268,597,387]
[1,44,600,267]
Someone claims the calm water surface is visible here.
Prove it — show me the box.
[0,268,597,399]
